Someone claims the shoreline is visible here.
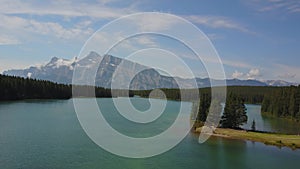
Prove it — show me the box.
[195,127,300,150]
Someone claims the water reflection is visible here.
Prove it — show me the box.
[243,104,269,131]
[205,137,247,169]
[243,104,300,134]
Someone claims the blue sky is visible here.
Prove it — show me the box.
[0,0,299,82]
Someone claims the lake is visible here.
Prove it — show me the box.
[0,98,300,169]
[243,104,300,134]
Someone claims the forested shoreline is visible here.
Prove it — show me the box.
[2,74,300,121]
[261,86,300,120]
[0,74,133,101]
[0,74,72,100]
[134,86,300,121]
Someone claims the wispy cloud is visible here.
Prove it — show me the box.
[0,57,34,73]
[0,35,20,45]
[0,14,94,43]
[221,59,253,69]
[179,52,254,69]
[0,0,138,45]
[81,31,159,57]
[248,0,300,14]
[0,0,135,19]
[278,73,296,79]
[185,15,254,34]
[273,63,300,80]
[126,13,181,32]
[206,33,224,40]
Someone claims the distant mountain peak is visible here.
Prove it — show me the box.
[3,52,299,89]
[50,56,59,63]
[46,57,75,69]
[89,51,100,56]
[85,51,101,59]
[260,79,298,87]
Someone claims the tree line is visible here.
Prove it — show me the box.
[261,86,300,120]
[0,74,134,101]
[134,86,280,123]
[2,74,299,122]
[134,85,300,125]
[0,74,72,100]
[134,86,277,103]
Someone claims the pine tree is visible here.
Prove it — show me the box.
[251,119,256,131]
[220,93,248,129]
[197,93,211,122]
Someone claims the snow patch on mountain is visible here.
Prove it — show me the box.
[27,72,32,78]
[260,80,298,86]
[46,57,77,69]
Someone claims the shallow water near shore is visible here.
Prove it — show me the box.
[0,98,300,169]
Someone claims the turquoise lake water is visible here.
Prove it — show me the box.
[0,98,300,169]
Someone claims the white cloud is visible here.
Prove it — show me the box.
[228,63,300,82]
[0,14,94,42]
[185,15,253,34]
[27,19,94,39]
[230,68,262,80]
[0,0,137,45]
[247,68,261,79]
[232,70,244,79]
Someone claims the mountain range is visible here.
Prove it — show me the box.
[3,51,298,89]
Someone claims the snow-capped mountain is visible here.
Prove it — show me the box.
[4,57,78,84]
[3,52,298,89]
[262,80,298,87]
[3,52,179,89]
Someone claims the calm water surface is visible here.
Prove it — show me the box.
[243,104,300,134]
[0,98,300,169]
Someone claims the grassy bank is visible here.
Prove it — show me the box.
[195,127,300,150]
